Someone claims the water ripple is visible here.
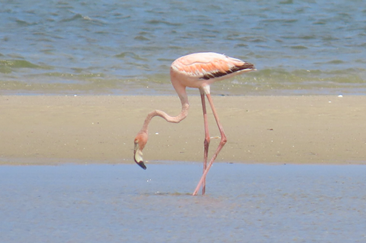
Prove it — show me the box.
[1,0,366,95]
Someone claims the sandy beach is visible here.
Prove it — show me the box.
[1,95,365,165]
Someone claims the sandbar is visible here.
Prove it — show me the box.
[1,95,365,165]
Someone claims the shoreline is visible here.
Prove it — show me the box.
[1,95,366,165]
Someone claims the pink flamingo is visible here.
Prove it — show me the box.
[134,52,256,195]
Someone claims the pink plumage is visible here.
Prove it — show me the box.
[134,52,255,195]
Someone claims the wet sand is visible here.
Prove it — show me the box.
[1,95,366,165]
[1,164,365,242]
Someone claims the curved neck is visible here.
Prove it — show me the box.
[140,87,189,133]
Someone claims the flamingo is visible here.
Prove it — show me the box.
[133,52,256,195]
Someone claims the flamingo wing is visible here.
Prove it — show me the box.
[171,52,255,80]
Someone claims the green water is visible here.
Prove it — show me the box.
[1,0,366,95]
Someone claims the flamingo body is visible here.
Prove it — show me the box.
[170,52,255,89]
[134,52,255,195]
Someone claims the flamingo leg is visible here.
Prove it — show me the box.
[193,93,227,196]
[200,91,210,195]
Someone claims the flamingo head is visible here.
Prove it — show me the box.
[134,132,148,170]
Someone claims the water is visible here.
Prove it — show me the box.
[1,0,366,95]
[1,163,365,242]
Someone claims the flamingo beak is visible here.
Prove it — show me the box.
[134,142,147,170]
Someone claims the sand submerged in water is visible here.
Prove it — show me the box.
[1,95,365,165]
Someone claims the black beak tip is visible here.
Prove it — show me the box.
[137,161,147,170]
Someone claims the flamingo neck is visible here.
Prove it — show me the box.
[140,87,189,133]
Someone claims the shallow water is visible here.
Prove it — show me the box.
[1,0,366,95]
[1,163,365,242]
